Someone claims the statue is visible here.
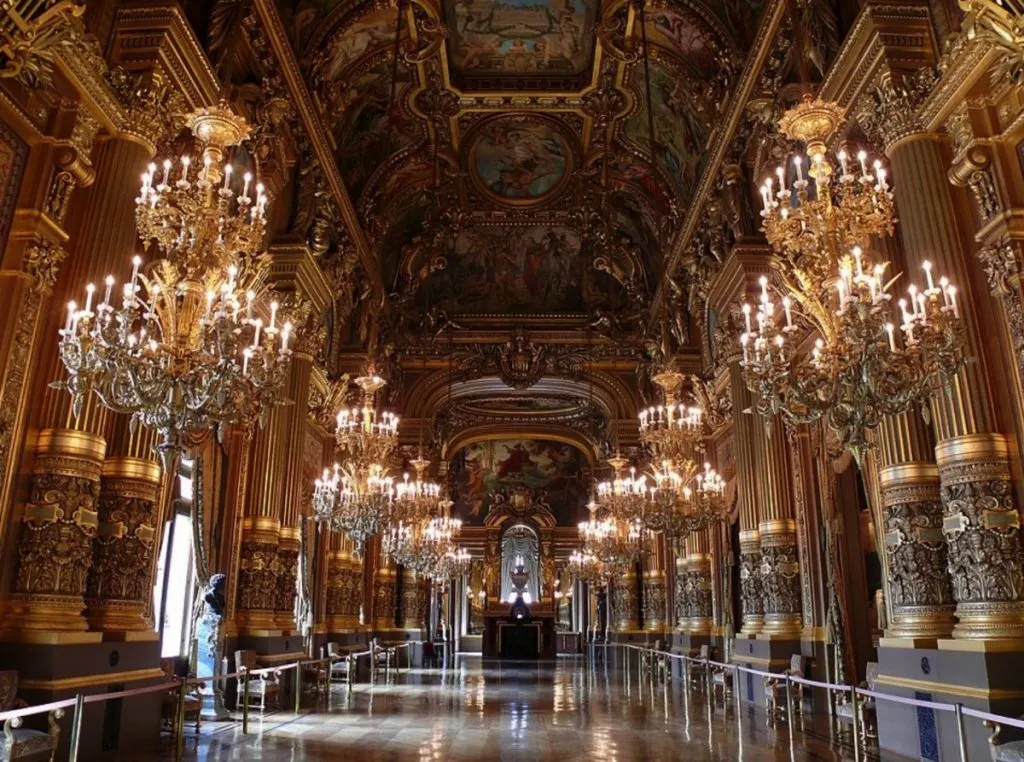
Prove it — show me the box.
[196,574,230,720]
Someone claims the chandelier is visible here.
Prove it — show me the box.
[740,248,966,461]
[646,460,728,537]
[55,106,290,468]
[393,456,443,525]
[568,548,605,586]
[638,369,705,470]
[759,96,895,287]
[431,545,472,582]
[312,462,395,554]
[578,500,641,575]
[741,96,966,460]
[334,372,400,467]
[595,456,648,522]
[384,500,462,576]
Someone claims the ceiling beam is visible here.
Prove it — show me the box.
[647,0,787,329]
[251,0,382,294]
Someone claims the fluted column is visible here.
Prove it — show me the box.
[325,533,363,633]
[731,362,765,635]
[754,414,803,639]
[888,129,1024,639]
[7,133,152,634]
[235,409,286,635]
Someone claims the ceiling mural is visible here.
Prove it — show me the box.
[466,114,573,205]
[444,0,599,89]
[449,439,590,526]
[418,224,627,313]
[276,0,348,49]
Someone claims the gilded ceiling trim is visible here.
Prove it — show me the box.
[255,0,382,292]
[648,0,787,326]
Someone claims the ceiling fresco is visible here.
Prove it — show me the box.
[443,0,599,90]
[449,439,590,526]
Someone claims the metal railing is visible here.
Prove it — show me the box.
[600,642,1024,762]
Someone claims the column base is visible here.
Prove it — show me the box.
[84,599,152,634]
[886,605,957,641]
[235,610,280,637]
[4,593,91,633]
[951,601,1024,640]
[759,614,803,640]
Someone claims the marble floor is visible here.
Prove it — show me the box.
[138,656,884,761]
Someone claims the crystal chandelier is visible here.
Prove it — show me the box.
[568,548,605,586]
[392,456,443,525]
[334,372,400,467]
[312,462,395,554]
[384,501,462,576]
[646,460,728,537]
[55,106,290,468]
[638,369,705,470]
[578,500,641,575]
[759,96,895,287]
[431,545,472,582]
[739,248,966,461]
[595,456,648,521]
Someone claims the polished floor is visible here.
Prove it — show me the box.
[140,656,882,761]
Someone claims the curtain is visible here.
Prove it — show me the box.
[500,525,539,603]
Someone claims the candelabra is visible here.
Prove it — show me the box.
[578,500,641,575]
[431,545,472,582]
[385,502,462,576]
[595,456,647,522]
[638,370,705,471]
[392,457,443,526]
[568,548,605,586]
[334,372,400,467]
[55,106,290,468]
[739,248,966,461]
[759,96,895,286]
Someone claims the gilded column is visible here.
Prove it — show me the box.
[7,129,152,634]
[325,533,362,633]
[400,568,427,631]
[611,565,640,633]
[754,414,803,639]
[373,555,399,632]
[674,553,690,631]
[732,361,765,635]
[683,529,714,637]
[235,409,286,635]
[85,420,163,633]
[642,535,668,633]
[883,116,1024,638]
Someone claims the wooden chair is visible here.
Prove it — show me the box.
[369,638,395,682]
[325,643,356,687]
[764,655,807,719]
[159,658,202,737]
[985,718,1024,761]
[234,651,280,714]
[689,645,713,688]
[711,661,733,699]
[0,671,61,762]
[836,662,878,744]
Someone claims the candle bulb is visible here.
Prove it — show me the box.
[918,292,928,323]
[103,275,114,307]
[908,285,919,316]
[885,322,896,352]
[794,155,803,183]
[242,172,252,201]
[876,165,887,189]
[940,277,951,307]
[782,296,793,328]
[131,255,141,288]
[222,164,233,192]
[776,165,787,193]
[282,322,292,352]
[923,260,936,292]
[242,347,251,376]
[742,303,752,334]
[759,275,769,305]
[65,301,76,332]
[84,283,95,314]
[838,150,848,176]
[269,300,278,330]
[252,318,262,348]
[948,285,959,318]
[180,156,191,183]
[161,159,171,187]
[857,150,868,177]
[246,290,254,320]
[202,156,212,184]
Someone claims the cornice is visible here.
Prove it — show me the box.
[919,40,998,132]
[818,0,936,109]
[53,34,127,135]
[648,0,786,326]
[109,2,220,110]
[252,0,381,294]
[267,238,335,313]
[705,240,772,316]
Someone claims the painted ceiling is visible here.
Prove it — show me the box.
[272,0,756,319]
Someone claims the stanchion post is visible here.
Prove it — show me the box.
[954,703,969,762]
[850,687,860,761]
[68,693,85,762]
[705,657,712,697]
[785,674,796,740]
[242,668,251,735]
[294,663,302,714]
[175,679,188,760]
[734,664,742,721]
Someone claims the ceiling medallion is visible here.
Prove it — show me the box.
[465,114,575,208]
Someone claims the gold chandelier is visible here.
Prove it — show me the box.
[638,368,705,470]
[431,545,472,582]
[334,372,400,467]
[55,105,290,468]
[646,459,728,537]
[578,500,641,575]
[759,97,895,286]
[595,456,648,521]
[392,456,443,525]
[740,97,967,460]
[313,461,395,554]
[568,548,605,586]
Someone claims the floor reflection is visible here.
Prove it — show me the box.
[130,656,887,761]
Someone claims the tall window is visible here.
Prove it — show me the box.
[153,459,197,658]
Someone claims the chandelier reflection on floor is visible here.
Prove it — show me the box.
[55,105,291,468]
[741,96,966,460]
